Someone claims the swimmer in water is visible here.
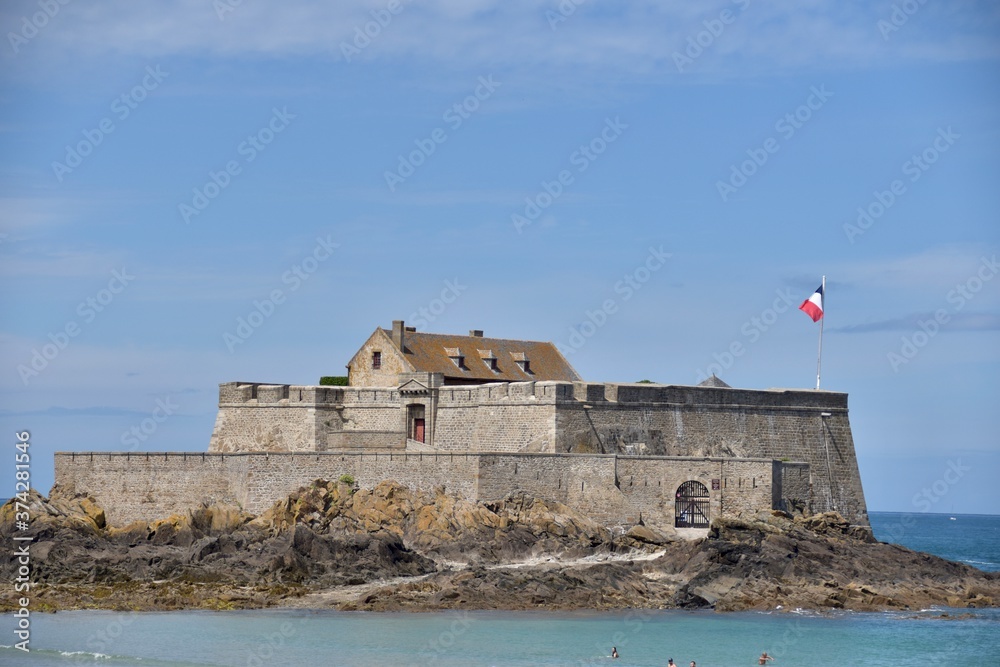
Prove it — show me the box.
[611,647,619,659]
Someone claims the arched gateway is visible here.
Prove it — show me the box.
[675,480,710,528]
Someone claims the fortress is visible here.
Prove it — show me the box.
[54,321,869,531]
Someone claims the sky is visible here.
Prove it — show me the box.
[0,1,998,514]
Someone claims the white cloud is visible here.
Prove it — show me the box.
[0,197,81,233]
[1,1,996,77]
[833,243,1000,291]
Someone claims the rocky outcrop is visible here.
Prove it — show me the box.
[0,483,996,613]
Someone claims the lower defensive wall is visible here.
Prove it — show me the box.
[52,451,809,531]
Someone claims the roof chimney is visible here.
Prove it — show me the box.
[391,320,405,350]
[469,329,484,337]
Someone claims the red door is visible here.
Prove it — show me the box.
[414,418,425,443]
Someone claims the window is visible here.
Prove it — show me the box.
[486,357,499,372]
[371,351,381,369]
[511,352,532,375]
[479,349,499,372]
[444,347,466,369]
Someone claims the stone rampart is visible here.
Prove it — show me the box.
[53,451,796,531]
[202,380,867,525]
[553,385,865,524]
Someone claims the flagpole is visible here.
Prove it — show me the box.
[815,275,825,390]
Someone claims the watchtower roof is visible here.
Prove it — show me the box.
[698,374,732,388]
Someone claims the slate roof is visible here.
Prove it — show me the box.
[698,374,732,388]
[381,329,582,383]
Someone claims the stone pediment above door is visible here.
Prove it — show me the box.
[398,379,430,395]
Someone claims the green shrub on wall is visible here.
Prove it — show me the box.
[320,376,349,386]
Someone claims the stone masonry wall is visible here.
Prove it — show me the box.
[53,452,789,529]
[53,452,240,525]
[773,461,812,515]
[348,329,410,387]
[553,385,867,525]
[209,383,321,453]
[201,380,867,525]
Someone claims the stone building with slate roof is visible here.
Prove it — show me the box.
[346,320,582,387]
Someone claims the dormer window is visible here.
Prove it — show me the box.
[511,352,532,374]
[444,347,465,369]
[371,351,382,369]
[479,349,500,373]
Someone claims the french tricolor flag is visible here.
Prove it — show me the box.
[799,284,824,322]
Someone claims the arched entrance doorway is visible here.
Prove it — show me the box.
[675,480,710,528]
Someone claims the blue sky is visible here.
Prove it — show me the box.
[1,1,998,514]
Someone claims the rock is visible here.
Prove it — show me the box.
[1,481,998,614]
[624,524,673,546]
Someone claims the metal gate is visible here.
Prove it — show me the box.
[675,480,710,528]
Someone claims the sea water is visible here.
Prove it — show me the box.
[1,512,997,666]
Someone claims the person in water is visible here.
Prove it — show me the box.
[667,659,675,666]
[759,651,774,664]
[611,647,619,659]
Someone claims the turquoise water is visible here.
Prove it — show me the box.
[3,608,998,666]
[869,511,1000,572]
[1,512,997,666]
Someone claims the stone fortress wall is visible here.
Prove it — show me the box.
[55,377,869,530]
[54,451,785,531]
[206,378,867,524]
